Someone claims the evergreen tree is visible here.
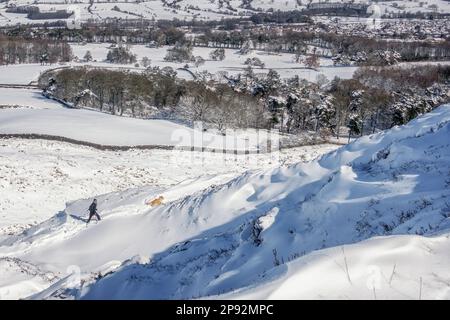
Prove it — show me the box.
[209,48,225,61]
[347,90,364,140]
[84,50,93,62]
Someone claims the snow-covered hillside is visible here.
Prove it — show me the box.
[1,104,449,300]
[0,137,336,235]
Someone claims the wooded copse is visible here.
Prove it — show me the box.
[106,46,137,64]
[38,67,269,130]
[0,35,72,65]
[1,24,186,46]
[39,64,450,139]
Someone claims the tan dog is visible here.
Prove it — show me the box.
[147,196,164,207]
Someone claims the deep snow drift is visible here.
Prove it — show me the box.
[1,105,450,299]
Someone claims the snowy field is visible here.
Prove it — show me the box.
[0,86,285,152]
[72,43,358,82]
[0,64,56,85]
[1,0,449,26]
[0,44,358,86]
[0,103,449,299]
[0,88,62,109]
[0,103,297,153]
[3,44,448,88]
[0,107,212,147]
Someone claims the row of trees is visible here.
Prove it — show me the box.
[0,35,72,65]
[1,23,186,46]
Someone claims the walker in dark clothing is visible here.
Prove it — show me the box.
[87,199,101,224]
